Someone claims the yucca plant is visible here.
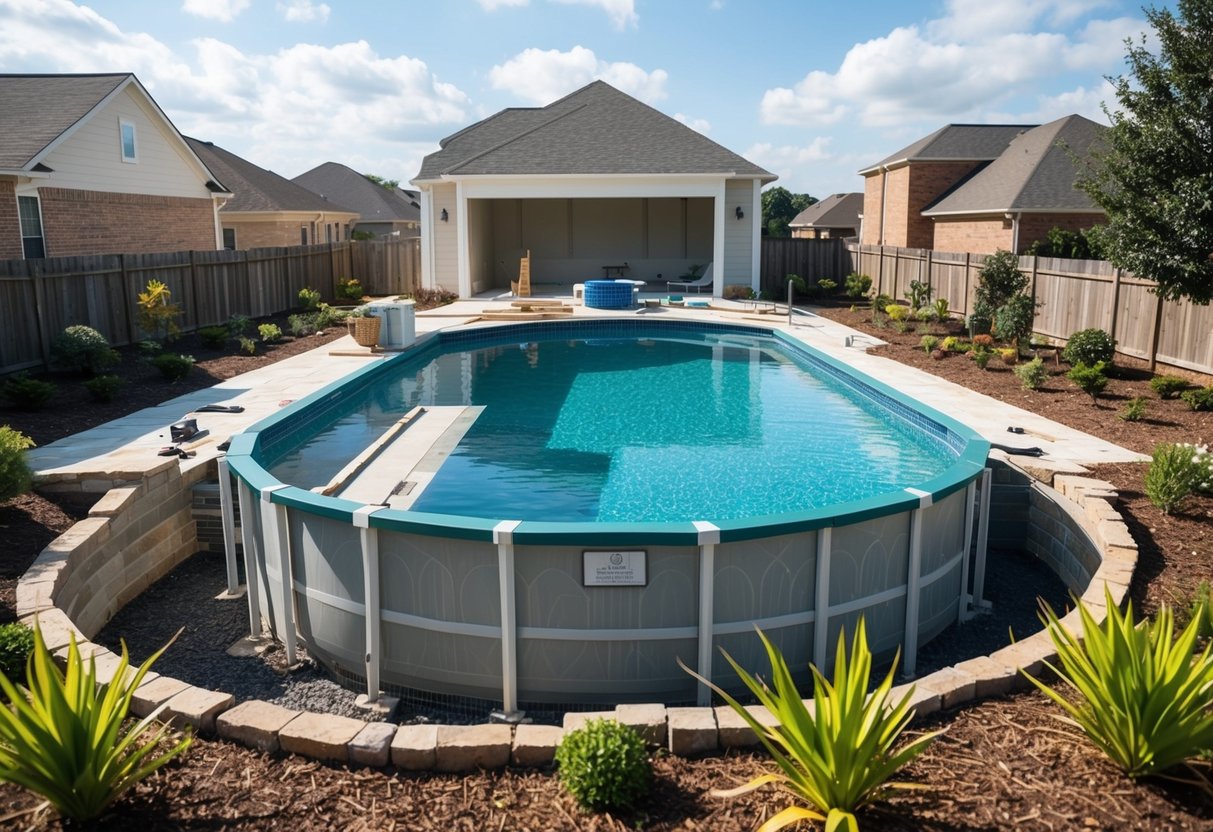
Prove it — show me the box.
[1024,588,1213,777]
[0,628,192,821]
[682,619,937,832]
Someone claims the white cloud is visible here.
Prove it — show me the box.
[477,0,528,8]
[673,113,711,135]
[277,0,331,23]
[551,0,637,30]
[744,138,832,170]
[1008,81,1116,124]
[488,46,667,104]
[181,0,249,23]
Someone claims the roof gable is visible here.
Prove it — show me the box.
[415,81,775,181]
[860,124,1035,174]
[187,138,356,214]
[789,192,863,228]
[293,162,420,222]
[0,74,130,169]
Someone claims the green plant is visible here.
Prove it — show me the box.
[785,274,807,297]
[151,353,195,382]
[1014,356,1048,390]
[50,326,119,375]
[1119,396,1148,422]
[226,314,251,337]
[972,349,992,370]
[884,304,908,322]
[932,298,949,322]
[998,347,1018,365]
[314,303,347,329]
[682,619,937,831]
[992,293,1037,347]
[401,287,458,309]
[335,278,364,301]
[1181,386,1213,412]
[816,278,837,296]
[1189,581,1213,641]
[0,630,192,822]
[238,336,256,356]
[1062,328,1115,367]
[1144,442,1204,514]
[1024,588,1213,778]
[136,339,161,358]
[907,279,932,314]
[258,323,282,343]
[0,622,33,684]
[135,280,182,343]
[197,325,230,350]
[555,718,649,811]
[1150,374,1190,399]
[844,272,872,298]
[0,426,35,501]
[83,374,124,403]
[939,336,960,353]
[298,286,322,310]
[2,375,56,410]
[1067,362,1109,403]
[920,335,939,353]
[288,314,317,337]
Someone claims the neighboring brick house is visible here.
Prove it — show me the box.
[186,139,359,250]
[293,162,420,239]
[788,192,862,239]
[0,73,230,260]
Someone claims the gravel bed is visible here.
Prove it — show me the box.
[97,546,1067,725]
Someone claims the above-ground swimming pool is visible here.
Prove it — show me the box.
[225,319,989,710]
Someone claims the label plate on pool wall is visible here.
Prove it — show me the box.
[583,551,647,586]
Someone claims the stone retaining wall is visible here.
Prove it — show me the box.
[18,456,1138,772]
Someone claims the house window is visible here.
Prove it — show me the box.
[300,226,308,246]
[17,196,45,259]
[325,223,332,243]
[119,119,137,163]
[222,228,236,250]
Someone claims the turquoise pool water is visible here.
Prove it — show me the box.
[269,332,955,522]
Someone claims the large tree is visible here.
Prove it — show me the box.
[1077,0,1213,303]
[760,187,816,237]
[363,173,400,190]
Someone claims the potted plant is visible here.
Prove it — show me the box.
[345,307,381,348]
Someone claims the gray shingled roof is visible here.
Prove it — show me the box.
[923,115,1107,215]
[859,124,1035,174]
[0,74,130,169]
[187,138,356,214]
[788,192,863,229]
[414,81,775,181]
[293,162,420,222]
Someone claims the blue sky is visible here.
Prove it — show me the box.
[0,0,1162,197]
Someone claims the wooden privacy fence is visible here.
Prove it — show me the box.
[847,244,1213,377]
[759,237,848,296]
[0,238,420,376]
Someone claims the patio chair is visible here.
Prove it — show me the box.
[668,262,714,293]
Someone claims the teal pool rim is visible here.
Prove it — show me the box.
[224,319,990,545]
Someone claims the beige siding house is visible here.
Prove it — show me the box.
[0,73,229,259]
[411,82,775,298]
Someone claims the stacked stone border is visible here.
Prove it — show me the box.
[17,451,1137,770]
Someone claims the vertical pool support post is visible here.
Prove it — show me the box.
[813,527,832,669]
[973,468,993,608]
[216,456,240,596]
[694,521,720,707]
[236,479,263,638]
[903,492,929,678]
[958,479,978,623]
[787,280,794,327]
[354,505,385,702]
[494,520,521,715]
[260,484,296,665]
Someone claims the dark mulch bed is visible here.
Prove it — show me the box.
[1,302,1212,830]
[0,491,97,625]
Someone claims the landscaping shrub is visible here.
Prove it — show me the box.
[970,250,1029,336]
[843,272,872,298]
[1149,374,1189,399]
[197,325,230,350]
[1013,356,1048,390]
[815,278,837,296]
[1190,581,1213,641]
[939,336,961,353]
[0,622,33,684]
[298,286,321,310]
[83,374,124,403]
[151,353,195,382]
[907,279,933,314]
[920,335,939,353]
[401,287,457,309]
[335,278,364,301]
[682,618,937,831]
[555,718,649,811]
[1119,396,1148,422]
[914,307,935,323]
[932,298,950,322]
[0,631,192,822]
[0,426,34,501]
[136,339,161,358]
[135,279,182,343]
[2,375,56,410]
[1144,442,1205,514]
[238,336,256,356]
[992,293,1037,347]
[258,323,282,343]
[1024,588,1213,778]
[1181,385,1213,412]
[49,325,119,375]
[1062,328,1115,367]
[785,274,807,298]
[1067,362,1108,403]
[226,314,251,337]
[314,303,347,329]
[884,304,908,323]
[289,314,317,337]
[972,349,992,370]
[998,347,1018,366]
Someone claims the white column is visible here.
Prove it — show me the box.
[494,520,521,715]
[712,180,726,298]
[813,527,832,669]
[750,178,762,294]
[260,485,296,665]
[903,507,924,678]
[217,456,240,595]
[958,480,977,623]
[236,479,263,637]
[354,505,385,702]
[973,468,993,608]
[694,520,720,706]
[419,188,435,289]
[456,181,471,298]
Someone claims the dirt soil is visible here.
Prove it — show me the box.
[1,303,1211,830]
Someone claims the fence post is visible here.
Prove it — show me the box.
[892,247,900,299]
[120,253,138,345]
[1108,267,1122,341]
[1148,289,1165,372]
[29,262,52,369]
[188,250,200,330]
[962,253,971,318]
[1029,255,1039,336]
[924,248,933,301]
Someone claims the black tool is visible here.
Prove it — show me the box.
[195,404,245,414]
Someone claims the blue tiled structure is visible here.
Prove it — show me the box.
[583,279,633,309]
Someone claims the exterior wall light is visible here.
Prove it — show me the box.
[735,206,744,219]
[440,208,449,222]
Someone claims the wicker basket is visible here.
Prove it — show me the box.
[347,315,381,348]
